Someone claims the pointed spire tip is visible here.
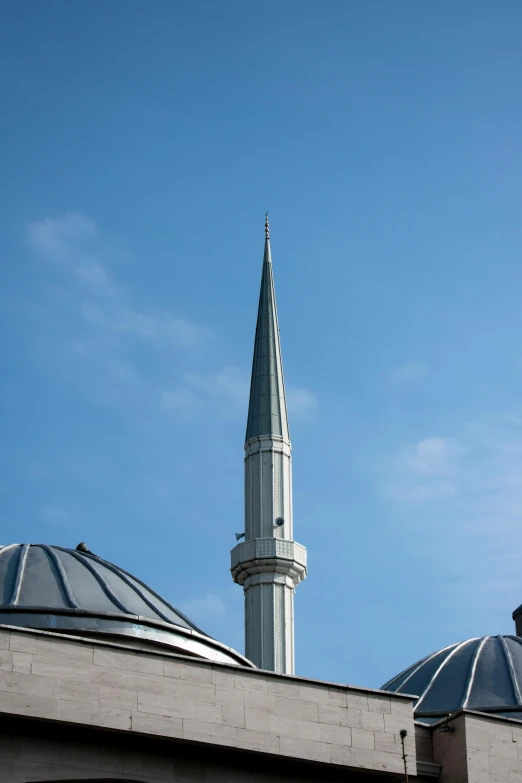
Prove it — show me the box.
[265,212,270,240]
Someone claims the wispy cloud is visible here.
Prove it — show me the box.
[80,300,210,350]
[389,361,430,386]
[25,213,317,428]
[180,592,226,619]
[381,415,522,603]
[28,212,98,262]
[160,368,318,420]
[385,437,467,503]
[160,366,248,418]
[185,366,248,407]
[287,387,317,415]
[41,505,71,524]
[28,213,210,350]
[25,213,218,420]
[397,436,467,476]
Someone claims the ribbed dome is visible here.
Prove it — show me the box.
[0,544,251,667]
[382,636,522,722]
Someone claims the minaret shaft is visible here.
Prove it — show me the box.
[231,217,307,675]
[245,437,293,541]
[245,574,295,672]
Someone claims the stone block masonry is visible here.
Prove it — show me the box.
[433,711,522,783]
[0,625,416,777]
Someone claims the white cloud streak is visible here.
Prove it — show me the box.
[28,213,98,262]
[180,593,227,619]
[26,212,317,426]
[80,301,210,350]
[28,213,210,350]
[41,505,70,524]
[389,361,430,386]
[287,388,317,415]
[385,437,467,503]
[381,416,522,605]
[160,369,317,419]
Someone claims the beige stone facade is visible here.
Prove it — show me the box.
[430,711,522,783]
[0,625,521,782]
[0,625,415,781]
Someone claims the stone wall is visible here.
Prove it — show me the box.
[465,712,522,783]
[431,715,467,783]
[0,716,410,783]
[0,625,416,779]
[432,711,522,783]
[415,724,433,762]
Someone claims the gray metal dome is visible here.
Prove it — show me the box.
[382,636,522,722]
[0,544,251,667]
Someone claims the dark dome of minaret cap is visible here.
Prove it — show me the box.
[0,543,252,667]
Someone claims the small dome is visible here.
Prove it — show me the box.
[0,544,251,667]
[382,636,522,722]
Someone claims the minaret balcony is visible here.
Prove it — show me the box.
[230,538,307,587]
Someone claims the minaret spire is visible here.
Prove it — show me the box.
[231,216,307,675]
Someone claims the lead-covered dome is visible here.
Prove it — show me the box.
[0,544,251,667]
[382,636,522,722]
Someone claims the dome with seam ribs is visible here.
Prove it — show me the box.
[0,543,251,667]
[382,635,522,723]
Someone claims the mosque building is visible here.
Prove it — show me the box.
[0,218,521,782]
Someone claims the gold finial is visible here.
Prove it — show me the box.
[265,212,270,239]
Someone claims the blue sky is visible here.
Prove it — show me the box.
[2,1,522,688]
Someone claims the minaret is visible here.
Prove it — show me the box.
[231,215,307,674]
